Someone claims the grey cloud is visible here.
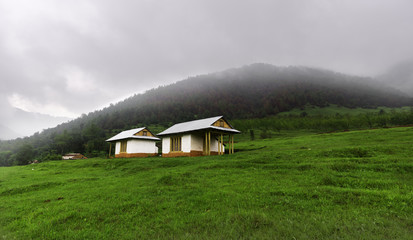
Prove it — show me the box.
[1,0,413,124]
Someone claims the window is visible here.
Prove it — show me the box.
[120,140,127,153]
[170,136,182,152]
[143,131,147,136]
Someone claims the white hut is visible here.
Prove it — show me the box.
[106,127,160,158]
[62,153,87,160]
[157,116,240,157]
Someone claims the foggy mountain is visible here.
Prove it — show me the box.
[97,63,410,125]
[2,63,411,142]
[0,63,412,163]
[378,60,413,96]
[33,63,412,133]
[0,124,21,140]
[0,108,72,140]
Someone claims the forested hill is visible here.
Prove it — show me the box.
[1,63,412,165]
[94,63,410,126]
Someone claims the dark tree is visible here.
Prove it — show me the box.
[12,144,35,165]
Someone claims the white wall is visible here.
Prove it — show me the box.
[115,141,121,154]
[210,137,224,152]
[191,134,204,151]
[127,139,157,154]
[182,134,191,152]
[162,134,191,153]
[162,137,170,154]
[115,139,157,154]
[190,133,224,152]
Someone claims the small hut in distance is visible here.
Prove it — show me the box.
[62,153,87,160]
[106,127,160,158]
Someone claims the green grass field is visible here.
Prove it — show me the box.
[1,127,412,239]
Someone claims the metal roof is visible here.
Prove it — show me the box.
[106,127,160,142]
[157,116,240,136]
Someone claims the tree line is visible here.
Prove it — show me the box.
[233,109,413,136]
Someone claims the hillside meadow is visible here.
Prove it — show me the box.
[0,127,412,239]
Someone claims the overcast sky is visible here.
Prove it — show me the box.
[1,0,413,120]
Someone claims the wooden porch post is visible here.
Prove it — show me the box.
[109,142,112,158]
[218,133,221,155]
[227,135,229,155]
[231,135,234,154]
[217,133,220,155]
[228,135,231,155]
[227,135,229,154]
[208,131,211,155]
[205,131,211,156]
[221,134,223,155]
[204,132,207,155]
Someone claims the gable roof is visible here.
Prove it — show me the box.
[106,127,160,142]
[157,116,240,136]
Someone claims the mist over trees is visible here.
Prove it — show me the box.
[378,60,413,97]
[0,108,72,140]
[0,63,412,166]
[0,124,21,140]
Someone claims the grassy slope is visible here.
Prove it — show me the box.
[0,127,412,239]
